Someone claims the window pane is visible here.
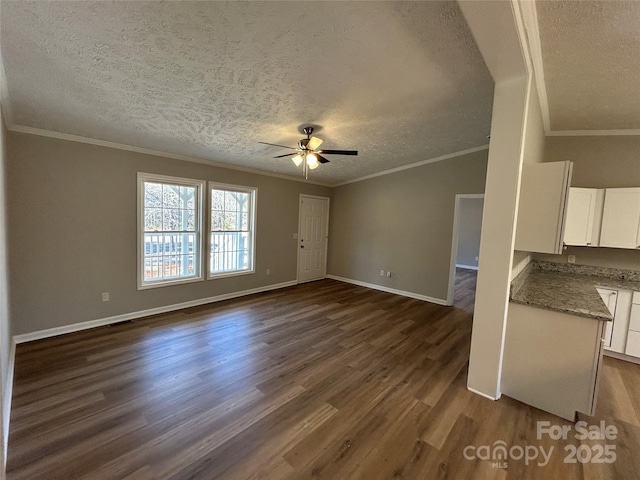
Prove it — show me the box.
[144,208,162,231]
[144,256,162,280]
[211,190,224,210]
[140,174,202,287]
[144,183,163,208]
[185,210,195,230]
[209,186,254,276]
[163,185,180,208]
[163,209,188,231]
[211,210,224,231]
[224,191,238,211]
[144,234,162,256]
[237,193,249,212]
[224,212,239,231]
[181,186,196,209]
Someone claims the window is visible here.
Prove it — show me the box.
[209,182,256,278]
[138,173,204,289]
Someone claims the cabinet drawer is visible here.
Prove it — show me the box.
[630,304,640,332]
[626,331,640,358]
[633,291,640,305]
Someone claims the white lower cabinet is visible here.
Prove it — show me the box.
[596,287,640,360]
[626,331,640,357]
[625,297,640,357]
[502,303,605,421]
[597,287,618,347]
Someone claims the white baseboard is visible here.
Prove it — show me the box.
[3,338,15,470]
[467,386,499,401]
[326,275,448,306]
[13,281,297,344]
[604,350,640,365]
[455,264,479,271]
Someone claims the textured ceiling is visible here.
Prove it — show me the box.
[0,1,493,185]
[536,1,640,131]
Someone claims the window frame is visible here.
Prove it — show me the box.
[207,181,257,280]
[137,172,205,290]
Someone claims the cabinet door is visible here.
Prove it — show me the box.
[629,303,640,332]
[597,287,617,348]
[599,188,640,249]
[626,331,640,357]
[503,303,604,420]
[564,188,598,246]
[515,161,573,254]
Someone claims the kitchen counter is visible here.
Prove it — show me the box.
[510,261,640,322]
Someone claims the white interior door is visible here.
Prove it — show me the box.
[297,195,329,283]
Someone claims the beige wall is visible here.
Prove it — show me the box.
[511,78,546,274]
[0,109,9,474]
[522,79,546,165]
[327,149,487,301]
[7,132,330,336]
[456,197,484,268]
[537,135,640,270]
[545,136,640,188]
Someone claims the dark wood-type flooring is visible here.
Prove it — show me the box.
[6,269,640,479]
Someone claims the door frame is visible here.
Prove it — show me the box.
[297,194,331,284]
[447,194,485,305]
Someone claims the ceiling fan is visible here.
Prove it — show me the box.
[259,127,358,179]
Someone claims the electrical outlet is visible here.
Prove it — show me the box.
[386,271,391,278]
[568,255,576,264]
[475,256,479,261]
[293,233,298,239]
[266,268,271,275]
[380,269,385,276]
[102,292,110,302]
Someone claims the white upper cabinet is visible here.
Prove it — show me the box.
[515,161,573,254]
[599,188,640,249]
[564,188,604,247]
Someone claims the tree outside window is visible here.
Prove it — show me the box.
[210,184,256,277]
[138,173,204,289]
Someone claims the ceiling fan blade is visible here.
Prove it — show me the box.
[317,154,330,164]
[273,152,297,158]
[258,141,297,150]
[307,136,324,151]
[318,149,358,156]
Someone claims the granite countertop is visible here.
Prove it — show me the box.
[510,262,640,322]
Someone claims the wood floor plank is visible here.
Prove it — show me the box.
[6,270,640,479]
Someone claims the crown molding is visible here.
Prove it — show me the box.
[7,124,333,187]
[518,0,551,134]
[332,144,490,187]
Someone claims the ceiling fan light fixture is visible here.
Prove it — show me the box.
[292,154,303,166]
[306,153,319,169]
[307,136,324,151]
[260,126,357,179]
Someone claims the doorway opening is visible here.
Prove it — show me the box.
[447,194,484,311]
